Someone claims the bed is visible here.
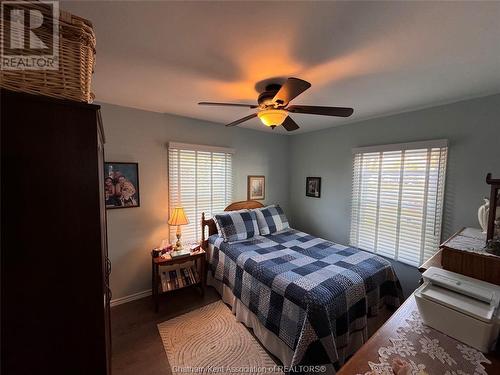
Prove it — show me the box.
[201,201,403,374]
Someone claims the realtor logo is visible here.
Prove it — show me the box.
[1,1,59,70]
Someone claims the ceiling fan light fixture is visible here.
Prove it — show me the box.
[257,109,288,127]
[199,77,353,131]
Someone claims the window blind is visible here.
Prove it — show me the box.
[168,143,233,244]
[350,140,448,267]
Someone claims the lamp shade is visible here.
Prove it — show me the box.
[257,109,288,127]
[168,207,189,226]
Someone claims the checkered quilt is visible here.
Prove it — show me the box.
[208,228,402,373]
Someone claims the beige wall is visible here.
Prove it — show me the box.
[100,103,289,300]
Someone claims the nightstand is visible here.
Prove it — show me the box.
[151,248,206,312]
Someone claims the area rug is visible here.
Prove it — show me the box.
[157,301,283,375]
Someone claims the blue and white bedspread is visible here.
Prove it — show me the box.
[208,228,403,372]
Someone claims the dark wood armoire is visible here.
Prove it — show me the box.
[1,89,111,374]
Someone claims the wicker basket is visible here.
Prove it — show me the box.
[0,3,96,103]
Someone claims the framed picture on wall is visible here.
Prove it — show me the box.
[247,175,265,200]
[104,162,140,209]
[306,177,321,198]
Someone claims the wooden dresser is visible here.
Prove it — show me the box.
[440,227,500,285]
[1,90,111,374]
[420,227,500,285]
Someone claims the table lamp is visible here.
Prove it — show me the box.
[168,207,189,251]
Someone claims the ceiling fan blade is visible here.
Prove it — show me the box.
[226,113,257,127]
[272,78,311,105]
[199,101,258,108]
[287,105,354,117]
[281,116,300,132]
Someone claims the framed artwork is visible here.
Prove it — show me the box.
[247,175,265,200]
[306,177,321,198]
[104,162,140,209]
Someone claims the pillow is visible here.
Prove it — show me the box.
[254,205,289,235]
[213,208,247,234]
[214,210,259,242]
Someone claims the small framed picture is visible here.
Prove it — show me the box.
[248,175,265,200]
[306,177,321,198]
[104,162,140,209]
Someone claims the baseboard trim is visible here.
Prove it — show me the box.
[110,289,151,307]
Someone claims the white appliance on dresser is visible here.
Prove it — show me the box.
[415,266,500,352]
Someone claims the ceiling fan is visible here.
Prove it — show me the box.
[198,77,353,132]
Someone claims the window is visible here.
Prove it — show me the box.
[350,140,448,267]
[168,142,233,243]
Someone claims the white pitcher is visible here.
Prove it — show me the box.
[478,198,500,233]
[478,198,489,233]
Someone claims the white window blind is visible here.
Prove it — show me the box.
[168,142,233,244]
[350,140,448,267]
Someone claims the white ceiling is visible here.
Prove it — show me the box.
[62,1,500,134]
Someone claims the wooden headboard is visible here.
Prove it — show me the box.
[201,200,264,249]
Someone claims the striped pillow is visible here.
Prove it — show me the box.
[214,210,259,242]
[254,205,289,235]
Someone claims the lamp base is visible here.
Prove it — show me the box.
[174,231,183,251]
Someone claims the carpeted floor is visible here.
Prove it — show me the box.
[386,258,421,299]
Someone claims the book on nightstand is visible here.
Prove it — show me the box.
[170,250,191,259]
